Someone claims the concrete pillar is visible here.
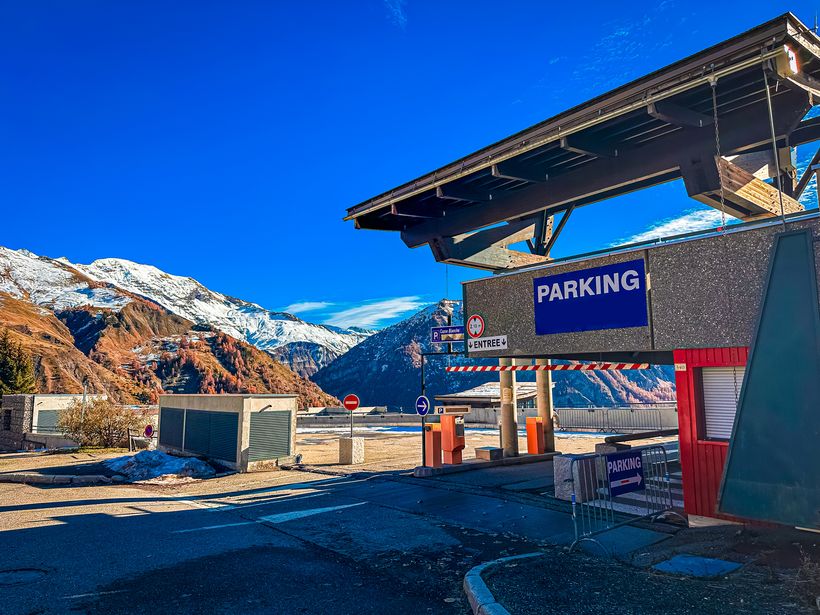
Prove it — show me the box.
[535,358,556,452]
[499,358,518,457]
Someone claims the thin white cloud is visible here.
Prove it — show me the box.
[323,296,426,329]
[384,0,407,28]
[614,209,731,246]
[283,301,333,314]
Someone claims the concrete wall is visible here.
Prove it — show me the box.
[0,395,34,450]
[463,215,820,358]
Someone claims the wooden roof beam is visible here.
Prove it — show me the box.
[647,100,714,128]
[559,134,619,158]
[491,161,548,183]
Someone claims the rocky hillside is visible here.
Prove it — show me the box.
[312,300,675,409]
[71,257,369,375]
[0,247,368,376]
[0,293,338,408]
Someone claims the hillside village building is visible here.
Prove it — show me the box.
[0,393,107,450]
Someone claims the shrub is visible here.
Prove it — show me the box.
[57,398,149,448]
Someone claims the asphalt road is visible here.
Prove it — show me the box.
[0,470,575,614]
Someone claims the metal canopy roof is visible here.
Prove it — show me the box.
[345,13,820,262]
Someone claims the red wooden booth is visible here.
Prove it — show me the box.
[673,347,748,523]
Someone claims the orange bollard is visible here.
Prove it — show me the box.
[526,416,545,455]
[424,423,442,467]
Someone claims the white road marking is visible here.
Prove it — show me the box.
[178,499,236,511]
[231,492,326,510]
[63,589,128,600]
[173,495,358,534]
[259,502,365,524]
[173,521,256,534]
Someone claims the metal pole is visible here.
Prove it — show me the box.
[762,68,787,229]
[81,377,88,422]
[421,354,426,467]
[350,405,353,438]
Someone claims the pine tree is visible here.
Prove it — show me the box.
[11,342,35,393]
[0,329,36,394]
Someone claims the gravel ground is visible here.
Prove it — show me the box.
[484,525,820,615]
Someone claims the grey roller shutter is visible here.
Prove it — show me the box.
[702,366,745,440]
[208,412,239,462]
[35,409,60,434]
[159,408,184,448]
[249,411,291,461]
[184,410,210,455]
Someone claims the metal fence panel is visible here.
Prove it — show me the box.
[568,444,682,554]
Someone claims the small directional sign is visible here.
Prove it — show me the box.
[415,395,430,416]
[606,450,645,497]
[431,325,465,343]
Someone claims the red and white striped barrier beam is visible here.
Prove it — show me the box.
[445,363,650,372]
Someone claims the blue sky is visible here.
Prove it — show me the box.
[1,1,818,329]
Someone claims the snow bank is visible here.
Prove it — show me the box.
[104,450,216,481]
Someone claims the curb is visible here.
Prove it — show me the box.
[0,472,114,485]
[414,452,560,478]
[463,552,543,615]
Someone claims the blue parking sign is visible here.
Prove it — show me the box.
[606,450,645,497]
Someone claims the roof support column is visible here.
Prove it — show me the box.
[499,358,518,457]
[535,358,555,452]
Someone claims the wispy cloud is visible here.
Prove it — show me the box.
[531,1,690,104]
[323,296,426,329]
[283,301,333,314]
[613,209,732,246]
[383,0,407,29]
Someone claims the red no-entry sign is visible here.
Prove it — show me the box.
[343,394,360,411]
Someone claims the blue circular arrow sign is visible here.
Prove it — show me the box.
[415,395,430,416]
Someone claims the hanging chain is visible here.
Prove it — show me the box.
[711,76,741,403]
[710,79,728,234]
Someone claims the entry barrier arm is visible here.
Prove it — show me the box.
[446,363,649,372]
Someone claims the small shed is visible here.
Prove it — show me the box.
[157,394,297,472]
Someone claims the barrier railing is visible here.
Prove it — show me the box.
[555,405,675,432]
[567,444,684,554]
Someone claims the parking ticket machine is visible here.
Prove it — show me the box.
[436,405,469,465]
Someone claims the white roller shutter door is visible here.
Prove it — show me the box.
[701,366,745,440]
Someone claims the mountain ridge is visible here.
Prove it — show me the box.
[0,247,368,376]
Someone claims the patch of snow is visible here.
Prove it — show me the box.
[0,247,131,310]
[104,450,216,481]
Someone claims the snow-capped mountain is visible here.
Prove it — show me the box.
[0,247,368,375]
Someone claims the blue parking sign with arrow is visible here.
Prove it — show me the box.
[415,395,430,416]
[606,450,645,497]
